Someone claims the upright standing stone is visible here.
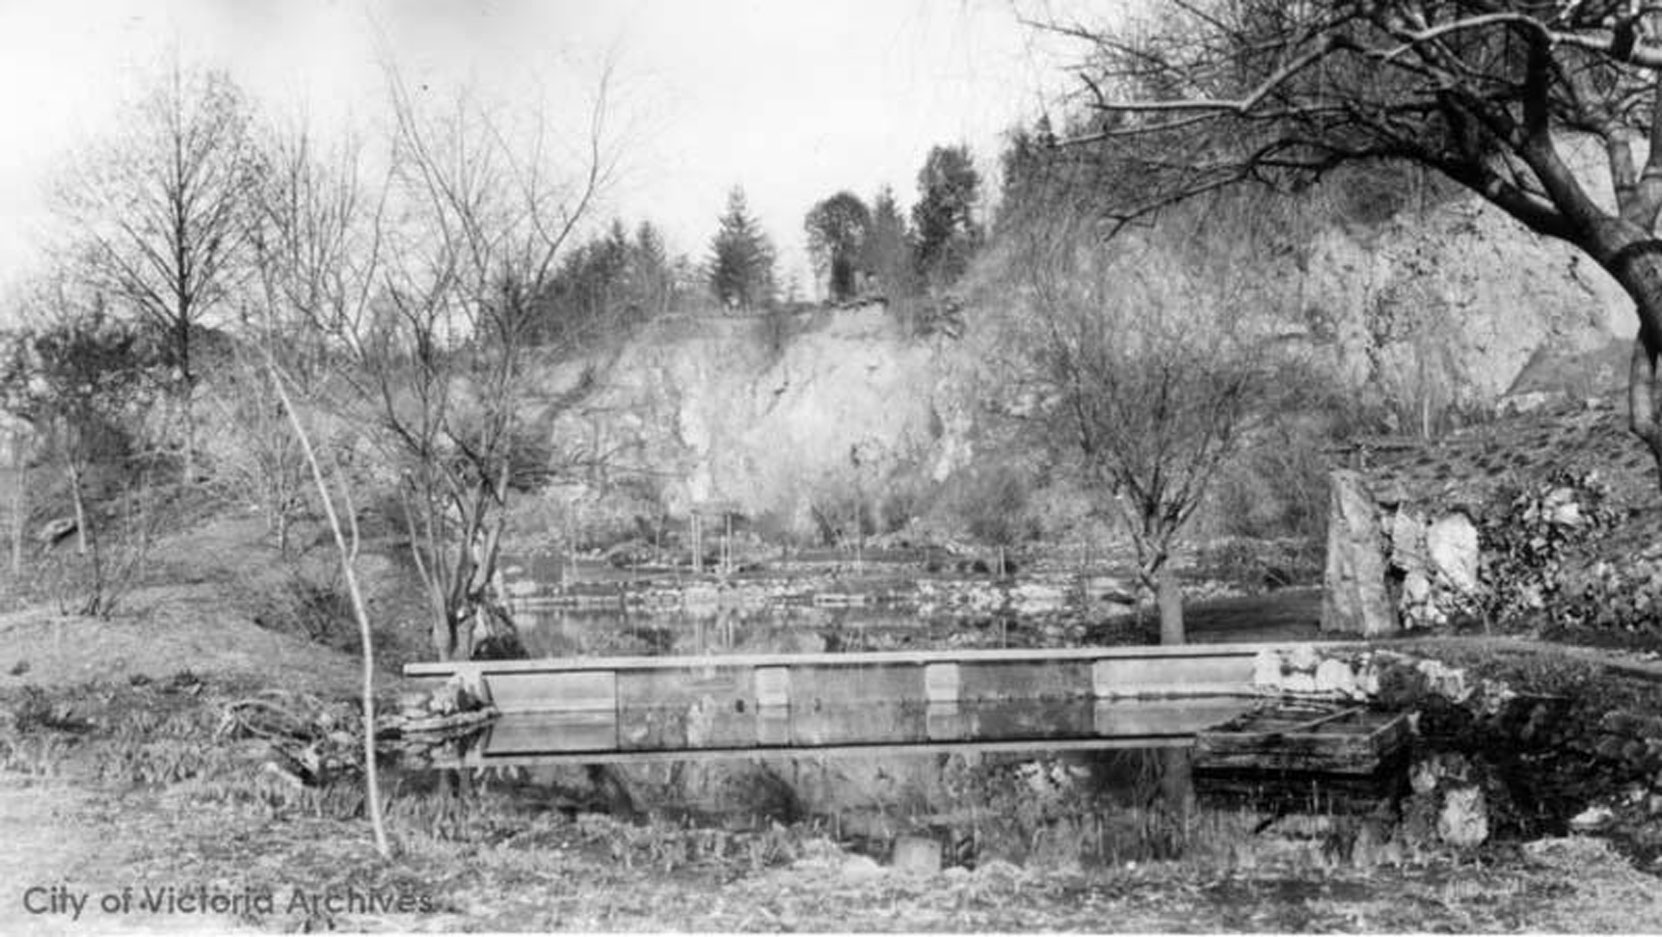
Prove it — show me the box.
[1322,470,1401,636]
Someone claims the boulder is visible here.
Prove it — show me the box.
[1389,509,1427,570]
[891,835,942,874]
[1314,658,1361,698]
[1437,785,1490,847]
[1322,471,1400,635]
[1427,513,1480,594]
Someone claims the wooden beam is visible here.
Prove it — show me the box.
[431,734,1202,769]
[405,640,1355,678]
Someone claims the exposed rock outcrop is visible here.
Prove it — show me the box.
[1321,470,1399,635]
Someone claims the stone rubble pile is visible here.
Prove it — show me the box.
[384,674,498,743]
[1323,468,1628,635]
[1251,644,1662,848]
[1251,645,1514,714]
[1322,471,1482,635]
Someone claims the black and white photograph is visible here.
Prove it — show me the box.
[2,0,1662,932]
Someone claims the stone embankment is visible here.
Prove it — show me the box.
[1253,643,1662,849]
[1321,398,1662,640]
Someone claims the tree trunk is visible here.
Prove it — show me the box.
[1157,563,1185,646]
[1627,337,1662,487]
[10,427,25,577]
[1590,230,1662,488]
[68,462,88,557]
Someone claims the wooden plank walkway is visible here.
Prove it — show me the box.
[405,642,1358,766]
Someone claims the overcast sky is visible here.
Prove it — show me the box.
[0,0,1092,298]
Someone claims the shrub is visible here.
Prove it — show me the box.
[933,463,1038,547]
[1478,469,1621,628]
[1211,424,1330,544]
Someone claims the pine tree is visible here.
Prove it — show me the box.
[861,186,918,300]
[911,144,982,289]
[708,187,776,310]
[628,220,676,317]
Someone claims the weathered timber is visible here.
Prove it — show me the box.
[405,642,1328,704]
[1194,704,1410,775]
[403,642,1362,765]
[419,698,1264,768]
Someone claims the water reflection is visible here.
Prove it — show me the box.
[433,697,1257,764]
[474,584,1363,869]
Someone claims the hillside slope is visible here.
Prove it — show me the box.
[525,189,1633,541]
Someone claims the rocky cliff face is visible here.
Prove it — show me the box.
[538,186,1638,537]
[1294,198,1629,413]
[546,304,985,534]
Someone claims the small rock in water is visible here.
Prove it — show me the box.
[1437,785,1489,847]
[891,835,942,875]
[838,854,885,881]
[1252,651,1282,690]
[1314,658,1358,697]
[974,858,1025,883]
[1283,671,1317,694]
[397,691,430,714]
[1286,644,1320,673]
[1569,804,1616,832]
[1410,752,1472,796]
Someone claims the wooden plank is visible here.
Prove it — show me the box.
[1092,655,1256,697]
[924,663,960,703]
[1195,709,1410,775]
[404,640,1353,679]
[481,711,618,754]
[615,667,756,750]
[962,699,1095,739]
[960,661,1091,701]
[1093,698,1260,739]
[484,670,615,713]
[755,667,790,707]
[1193,747,1387,774]
[434,734,1198,768]
[758,707,790,746]
[926,702,964,741]
[791,702,928,746]
[1278,705,1367,734]
[787,663,926,708]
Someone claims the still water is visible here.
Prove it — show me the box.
[433,595,1381,870]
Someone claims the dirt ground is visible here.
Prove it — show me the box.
[2,767,1660,933]
[0,592,365,696]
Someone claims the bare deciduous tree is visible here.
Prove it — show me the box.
[254,68,615,661]
[1011,215,1269,643]
[60,62,263,478]
[0,280,161,616]
[1034,0,1662,488]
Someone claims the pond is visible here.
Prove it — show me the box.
[406,568,1393,872]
